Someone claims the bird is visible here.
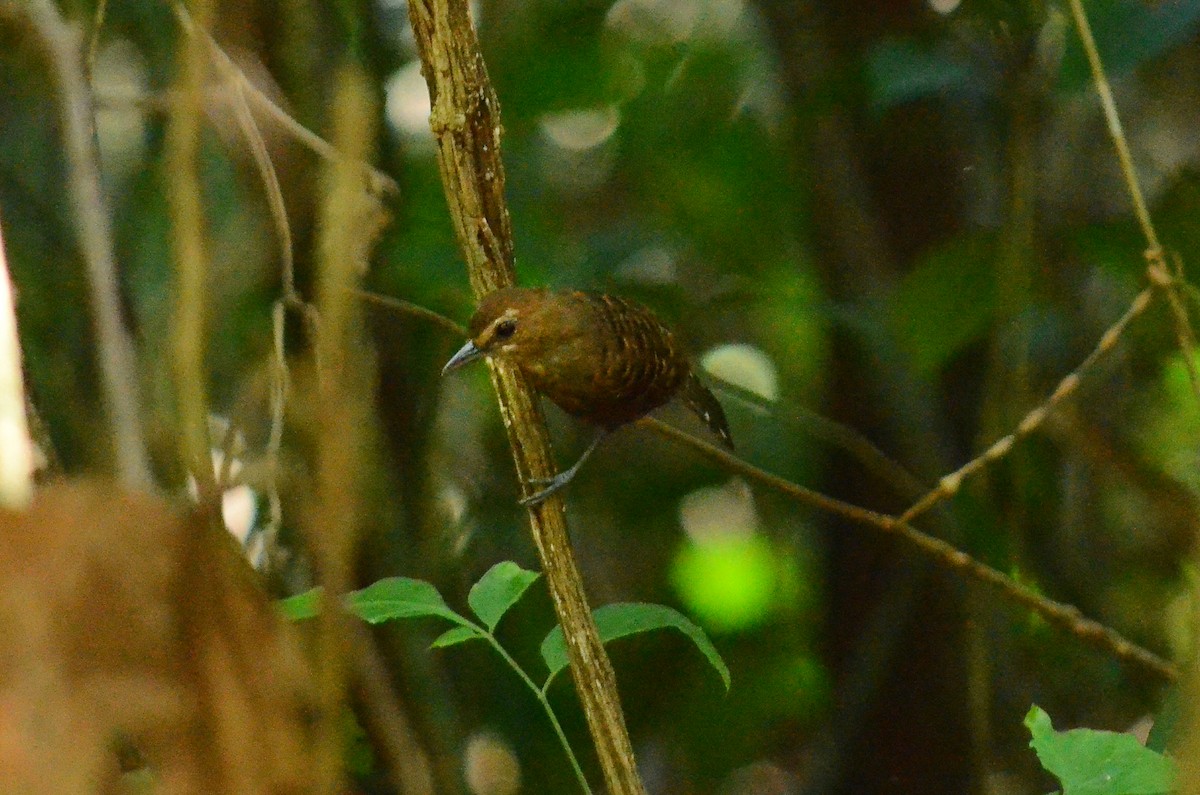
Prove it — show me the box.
[443,287,734,505]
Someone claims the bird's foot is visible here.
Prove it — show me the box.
[518,431,604,507]
[519,472,573,507]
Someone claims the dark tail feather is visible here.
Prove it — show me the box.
[680,373,734,450]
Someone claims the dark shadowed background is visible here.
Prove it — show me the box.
[4,0,1200,792]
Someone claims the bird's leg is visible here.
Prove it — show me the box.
[519,429,607,506]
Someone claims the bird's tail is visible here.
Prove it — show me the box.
[680,373,734,450]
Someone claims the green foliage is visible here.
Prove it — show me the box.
[277,587,321,621]
[541,602,731,692]
[11,0,1200,787]
[1145,689,1180,755]
[1025,705,1177,795]
[468,560,542,632]
[282,563,730,793]
[283,563,729,693]
[430,625,483,648]
[350,576,464,624]
[1135,351,1200,493]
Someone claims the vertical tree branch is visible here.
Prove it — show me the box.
[22,0,152,489]
[165,0,213,482]
[406,1,647,792]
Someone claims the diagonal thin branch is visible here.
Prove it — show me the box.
[641,418,1177,683]
[898,286,1156,526]
[357,289,1178,684]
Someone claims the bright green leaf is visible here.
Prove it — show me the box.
[468,561,541,631]
[278,587,322,621]
[279,579,468,627]
[349,577,465,625]
[1026,705,1176,795]
[541,603,730,691]
[432,626,485,648]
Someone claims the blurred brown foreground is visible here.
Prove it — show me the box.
[0,481,316,794]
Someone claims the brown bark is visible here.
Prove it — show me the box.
[406,0,647,792]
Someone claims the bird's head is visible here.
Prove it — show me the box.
[442,288,562,375]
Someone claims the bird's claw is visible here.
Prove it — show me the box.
[519,473,572,506]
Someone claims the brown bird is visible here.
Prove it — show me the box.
[443,287,734,505]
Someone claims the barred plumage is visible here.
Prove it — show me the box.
[444,287,734,503]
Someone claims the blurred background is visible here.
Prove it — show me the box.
[4,0,1200,792]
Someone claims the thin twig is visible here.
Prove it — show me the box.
[358,289,1177,683]
[172,3,397,201]
[265,301,288,560]
[23,0,153,489]
[86,0,108,74]
[174,1,300,556]
[897,286,1155,526]
[1063,0,1159,255]
[712,381,928,503]
[171,2,297,299]
[642,417,1177,683]
[1152,253,1200,404]
[352,288,467,338]
[1065,0,1200,404]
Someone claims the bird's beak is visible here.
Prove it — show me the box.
[442,340,484,375]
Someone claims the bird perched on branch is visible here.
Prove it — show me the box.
[443,287,734,505]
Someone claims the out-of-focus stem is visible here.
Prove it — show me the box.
[0,215,33,507]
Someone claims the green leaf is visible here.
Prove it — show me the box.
[541,603,731,691]
[278,587,323,621]
[349,577,465,625]
[1025,705,1176,795]
[432,626,485,648]
[279,579,469,627]
[468,562,542,631]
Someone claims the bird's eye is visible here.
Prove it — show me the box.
[495,319,517,340]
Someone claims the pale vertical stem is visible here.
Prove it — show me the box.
[24,0,152,489]
[0,215,33,508]
[309,66,376,795]
[1064,0,1159,254]
[165,0,214,482]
